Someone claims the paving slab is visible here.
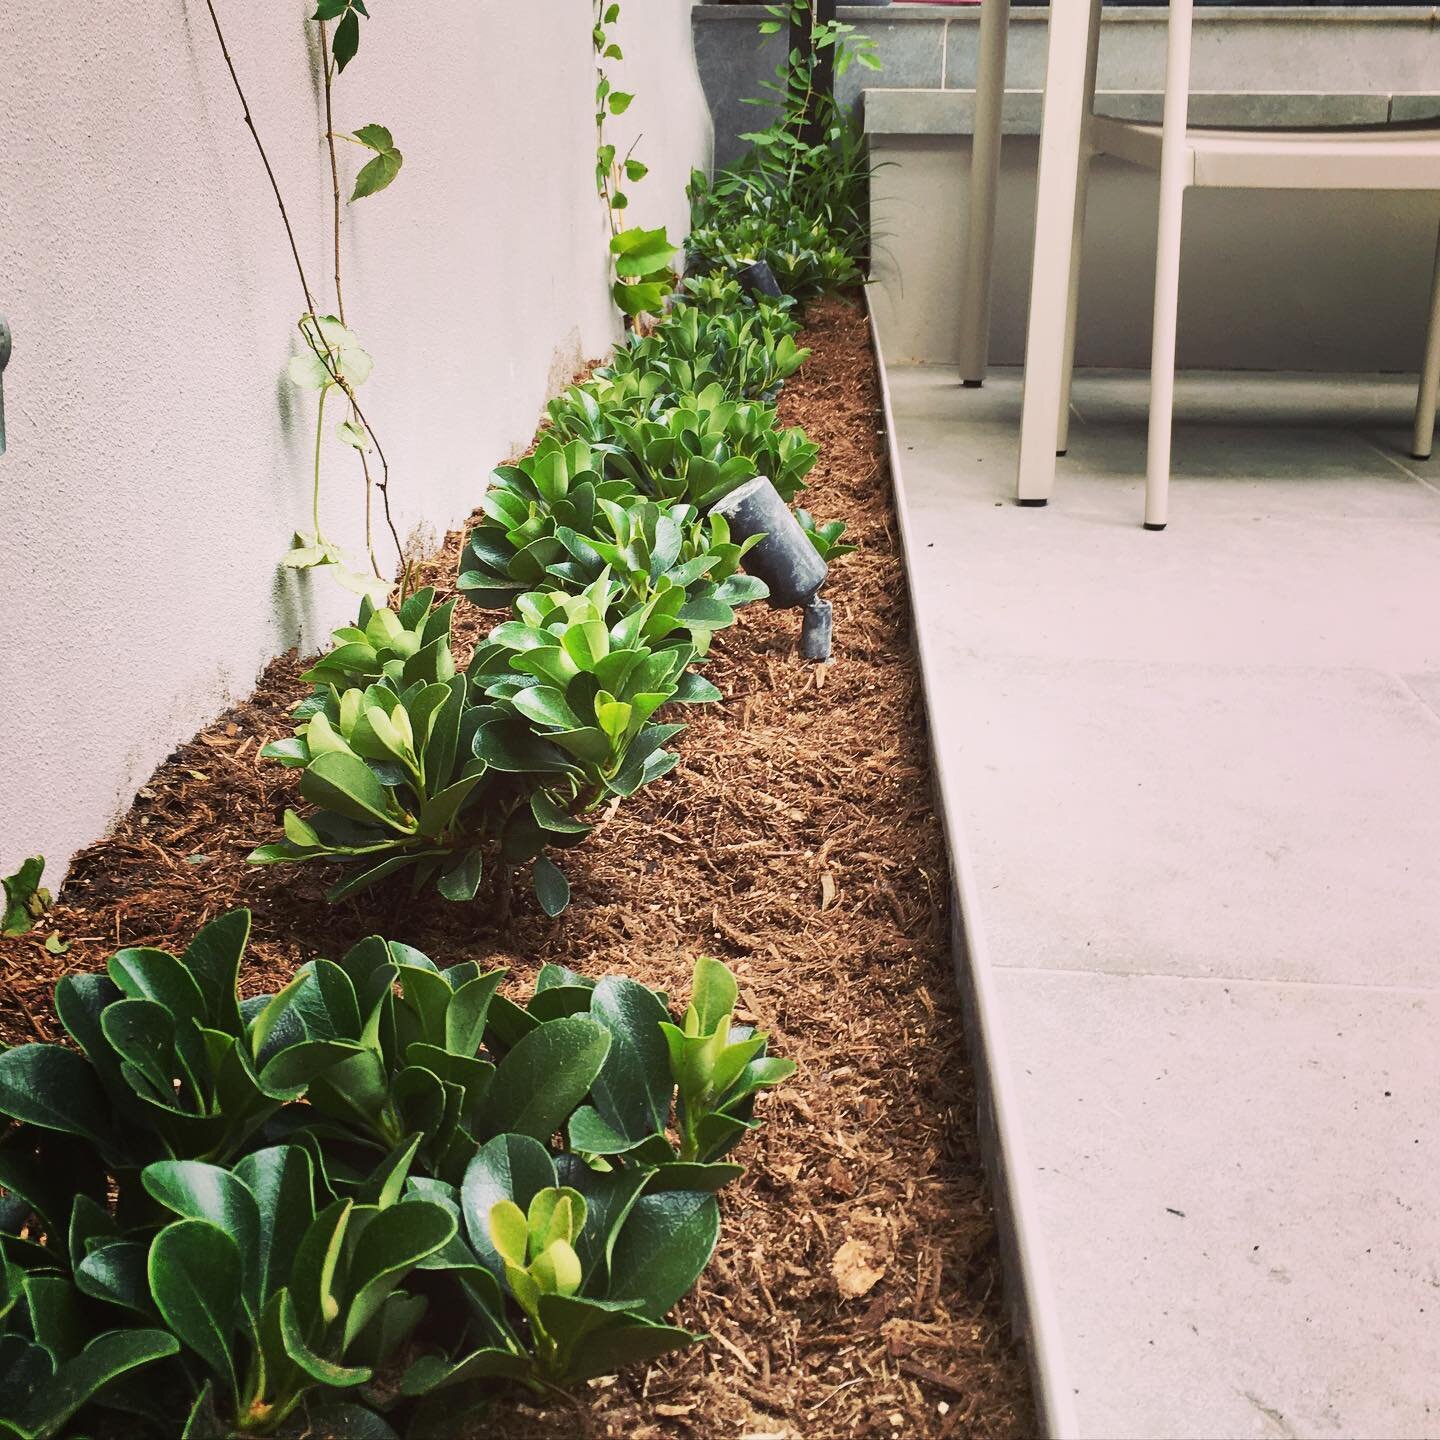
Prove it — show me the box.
[999,966,1440,1440]
[943,656,1440,988]
[877,354,1440,1436]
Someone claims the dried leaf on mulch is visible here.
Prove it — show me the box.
[0,296,1035,1439]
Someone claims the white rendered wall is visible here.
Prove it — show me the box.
[870,136,1440,371]
[0,0,711,885]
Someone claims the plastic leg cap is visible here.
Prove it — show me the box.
[1017,497,1048,508]
[1143,521,1167,532]
[961,379,984,389]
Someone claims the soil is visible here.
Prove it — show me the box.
[0,296,1036,1439]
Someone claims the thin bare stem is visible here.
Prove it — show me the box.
[334,376,408,595]
[208,0,407,599]
[320,31,347,326]
[319,24,380,578]
[312,383,328,539]
[202,0,316,314]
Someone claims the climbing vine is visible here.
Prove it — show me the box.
[202,0,412,606]
[593,1,678,325]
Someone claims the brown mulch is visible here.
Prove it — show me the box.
[0,296,1035,1439]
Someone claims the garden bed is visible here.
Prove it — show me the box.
[0,296,1033,1439]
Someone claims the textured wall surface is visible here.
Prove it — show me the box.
[0,0,710,884]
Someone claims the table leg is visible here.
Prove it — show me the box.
[1016,0,1101,505]
[957,0,1010,386]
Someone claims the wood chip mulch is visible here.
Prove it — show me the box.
[0,296,1035,1439]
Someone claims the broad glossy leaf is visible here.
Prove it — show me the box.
[689,956,738,1035]
[75,1241,151,1316]
[436,848,483,903]
[10,1329,179,1439]
[391,1065,447,1140]
[445,970,505,1057]
[552,1308,697,1383]
[642,1160,745,1193]
[0,1047,109,1143]
[256,1038,365,1098]
[588,977,673,1144]
[481,1017,609,1142]
[107,948,206,1028]
[531,854,570,917]
[23,1273,85,1364]
[148,1220,242,1396]
[356,1134,423,1211]
[142,1162,261,1317]
[301,751,407,830]
[341,1200,456,1348]
[277,1288,371,1386]
[103,999,200,1108]
[511,686,581,732]
[181,910,249,1036]
[289,1200,352,1332]
[459,1135,555,1276]
[305,1048,391,1133]
[529,791,590,837]
[399,1346,531,1396]
[605,1191,719,1320]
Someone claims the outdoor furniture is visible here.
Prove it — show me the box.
[959,0,1440,529]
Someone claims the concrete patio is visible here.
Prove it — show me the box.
[877,358,1440,1437]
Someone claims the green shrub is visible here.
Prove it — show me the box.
[0,916,791,1437]
[600,297,809,405]
[797,509,857,563]
[684,0,878,302]
[251,581,717,915]
[548,382,819,509]
[457,435,769,651]
[686,193,865,302]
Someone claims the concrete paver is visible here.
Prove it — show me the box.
[881,360,1440,1437]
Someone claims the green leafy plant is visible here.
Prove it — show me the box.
[346,122,403,200]
[292,586,457,699]
[797,508,857,562]
[609,227,680,322]
[467,574,716,818]
[456,436,768,651]
[0,919,790,1435]
[601,298,810,404]
[456,438,640,609]
[686,195,864,302]
[145,1146,454,1436]
[686,1,879,300]
[1,857,48,937]
[592,1,680,325]
[281,315,390,608]
[659,957,795,1164]
[549,382,819,509]
[253,574,723,913]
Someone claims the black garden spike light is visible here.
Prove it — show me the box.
[735,259,784,301]
[712,475,833,662]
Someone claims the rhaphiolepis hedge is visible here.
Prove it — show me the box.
[250,277,851,915]
[0,912,793,1438]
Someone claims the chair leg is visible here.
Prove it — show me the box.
[1057,0,1102,456]
[1145,173,1185,531]
[1412,219,1440,461]
[958,0,1011,387]
[1057,151,1091,457]
[1016,0,1100,505]
[1143,0,1194,531]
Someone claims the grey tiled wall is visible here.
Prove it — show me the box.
[694,4,1440,167]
